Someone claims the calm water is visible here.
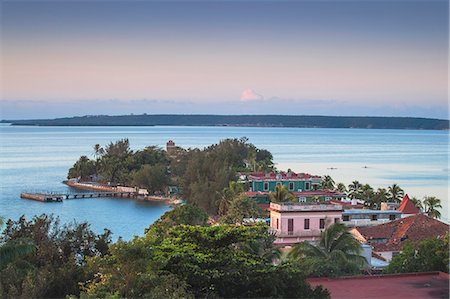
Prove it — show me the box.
[0,125,448,239]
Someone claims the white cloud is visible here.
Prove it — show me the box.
[240,89,264,101]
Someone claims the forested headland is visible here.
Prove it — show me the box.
[3,114,449,130]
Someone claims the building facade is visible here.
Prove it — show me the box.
[342,209,402,227]
[269,202,344,245]
[241,171,346,204]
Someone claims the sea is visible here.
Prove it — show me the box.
[0,125,448,240]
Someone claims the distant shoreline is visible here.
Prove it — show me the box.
[1,114,449,130]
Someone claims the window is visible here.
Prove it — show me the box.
[389,214,396,221]
[319,219,325,229]
[288,219,294,235]
[289,182,294,191]
[304,219,310,229]
[334,217,340,223]
[276,218,279,229]
[343,215,350,221]
[299,197,307,203]
[305,182,310,191]
[371,214,378,221]
[263,182,269,191]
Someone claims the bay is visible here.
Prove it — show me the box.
[0,125,448,240]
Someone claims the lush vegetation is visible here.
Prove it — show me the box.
[5,114,449,130]
[384,234,449,274]
[68,138,273,215]
[0,215,111,298]
[288,223,367,277]
[0,211,330,298]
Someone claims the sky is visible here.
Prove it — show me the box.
[0,0,448,120]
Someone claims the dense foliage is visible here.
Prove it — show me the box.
[68,138,273,216]
[179,138,273,214]
[0,209,331,298]
[384,235,449,274]
[83,222,329,298]
[68,139,170,188]
[0,215,111,298]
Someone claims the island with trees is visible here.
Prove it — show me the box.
[2,114,449,130]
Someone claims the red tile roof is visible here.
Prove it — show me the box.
[245,190,345,197]
[398,194,420,214]
[308,272,449,299]
[356,214,449,252]
[244,171,321,181]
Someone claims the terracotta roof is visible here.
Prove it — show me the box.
[398,194,420,214]
[308,272,449,299]
[356,214,449,252]
[245,190,345,197]
[244,171,321,181]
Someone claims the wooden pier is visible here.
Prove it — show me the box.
[21,191,135,203]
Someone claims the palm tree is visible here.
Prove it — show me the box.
[321,175,335,190]
[411,197,424,212]
[336,183,347,193]
[369,188,388,209]
[218,181,245,216]
[269,184,296,203]
[387,184,404,203]
[348,181,362,200]
[361,184,374,207]
[288,223,367,275]
[423,196,442,219]
[93,144,105,159]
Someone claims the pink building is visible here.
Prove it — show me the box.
[269,202,343,245]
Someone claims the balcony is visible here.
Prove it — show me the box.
[269,202,343,212]
[269,228,323,238]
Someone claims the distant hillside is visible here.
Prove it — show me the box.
[2,114,449,130]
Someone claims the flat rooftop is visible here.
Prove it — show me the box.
[308,272,449,299]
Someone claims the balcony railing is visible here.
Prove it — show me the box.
[269,228,323,238]
[270,202,343,212]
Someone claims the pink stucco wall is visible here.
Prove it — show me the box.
[270,207,343,244]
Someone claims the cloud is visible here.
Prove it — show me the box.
[240,89,264,101]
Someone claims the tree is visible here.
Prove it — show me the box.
[217,181,245,216]
[152,224,329,298]
[385,235,449,274]
[0,217,35,270]
[367,188,389,209]
[269,184,296,203]
[93,144,105,159]
[68,156,96,180]
[132,164,169,194]
[336,183,347,193]
[104,138,131,158]
[0,215,111,298]
[411,196,424,211]
[348,181,362,200]
[387,183,404,203]
[423,196,442,219]
[288,223,367,277]
[361,184,374,207]
[145,204,208,242]
[321,175,335,190]
[220,195,264,224]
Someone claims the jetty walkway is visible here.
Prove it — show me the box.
[20,191,135,202]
